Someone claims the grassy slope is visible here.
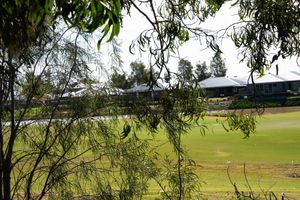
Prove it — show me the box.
[145,111,300,199]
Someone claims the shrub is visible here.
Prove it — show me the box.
[229,99,282,109]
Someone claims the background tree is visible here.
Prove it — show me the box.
[210,51,227,77]
[110,70,133,89]
[129,60,150,86]
[110,61,151,89]
[20,71,52,99]
[195,61,211,82]
[177,59,194,85]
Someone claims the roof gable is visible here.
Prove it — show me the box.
[125,83,165,93]
[199,77,244,88]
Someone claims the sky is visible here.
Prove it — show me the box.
[96,1,299,81]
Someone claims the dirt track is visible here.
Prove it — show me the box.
[257,106,300,114]
[208,106,300,116]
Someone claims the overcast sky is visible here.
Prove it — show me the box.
[96,2,299,81]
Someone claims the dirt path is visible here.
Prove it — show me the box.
[208,106,300,116]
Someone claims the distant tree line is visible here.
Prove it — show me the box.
[111,51,227,90]
[110,60,150,90]
[20,50,226,102]
[177,50,227,85]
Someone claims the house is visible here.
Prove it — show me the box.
[235,71,300,97]
[123,83,166,102]
[199,71,300,98]
[198,77,245,97]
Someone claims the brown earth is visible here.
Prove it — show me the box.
[208,106,300,116]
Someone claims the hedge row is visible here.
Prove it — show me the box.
[229,97,300,109]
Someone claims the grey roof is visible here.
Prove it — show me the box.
[277,71,300,82]
[237,73,286,84]
[199,77,244,89]
[234,71,300,84]
[125,83,165,93]
[231,77,247,85]
[198,70,300,88]
[292,71,300,76]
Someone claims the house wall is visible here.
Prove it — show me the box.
[205,87,240,97]
[243,83,285,96]
[201,76,300,98]
[122,90,165,104]
[240,80,300,97]
[288,81,300,92]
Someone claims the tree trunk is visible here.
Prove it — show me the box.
[2,165,11,200]
[0,90,4,200]
[0,111,3,200]
[3,63,16,200]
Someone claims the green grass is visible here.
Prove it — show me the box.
[141,111,300,199]
[14,111,300,199]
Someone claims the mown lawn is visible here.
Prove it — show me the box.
[14,110,300,199]
[143,111,300,199]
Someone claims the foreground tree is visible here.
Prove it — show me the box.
[1,0,298,199]
[0,0,125,194]
[231,0,299,76]
[0,1,210,199]
[0,0,122,56]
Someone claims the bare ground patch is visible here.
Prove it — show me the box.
[208,106,300,116]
